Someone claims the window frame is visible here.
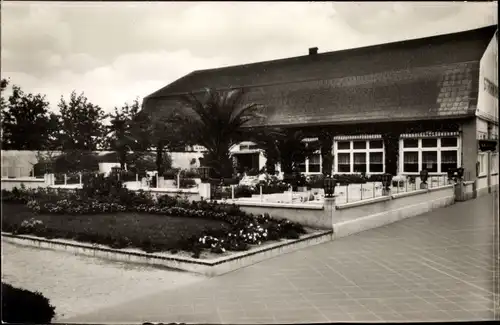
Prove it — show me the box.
[334,139,385,174]
[399,137,460,175]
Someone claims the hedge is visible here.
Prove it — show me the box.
[1,282,56,324]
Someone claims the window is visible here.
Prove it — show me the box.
[441,151,458,173]
[353,153,367,172]
[492,153,499,174]
[338,141,350,150]
[422,151,438,172]
[478,153,486,176]
[353,141,366,149]
[369,140,383,149]
[441,137,457,147]
[337,153,350,173]
[335,139,384,173]
[308,154,321,173]
[422,138,437,148]
[403,152,419,172]
[401,137,459,174]
[404,139,418,148]
[369,152,383,172]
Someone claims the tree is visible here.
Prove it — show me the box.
[133,107,188,175]
[174,88,266,178]
[57,91,107,152]
[105,99,141,169]
[1,80,60,150]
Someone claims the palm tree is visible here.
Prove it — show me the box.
[253,129,319,179]
[175,88,266,178]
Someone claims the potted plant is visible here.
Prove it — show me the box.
[381,173,393,196]
[419,169,429,189]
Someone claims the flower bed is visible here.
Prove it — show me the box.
[1,178,308,258]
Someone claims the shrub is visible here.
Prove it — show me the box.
[33,161,54,176]
[163,169,179,180]
[333,173,367,185]
[207,178,239,186]
[179,178,197,188]
[54,151,99,174]
[182,169,199,179]
[307,174,326,188]
[1,282,56,324]
[234,185,254,198]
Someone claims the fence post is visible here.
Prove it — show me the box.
[177,172,180,189]
[64,174,67,185]
[373,182,375,198]
[136,173,139,183]
[396,180,399,194]
[360,183,363,201]
[345,184,349,203]
[289,186,293,203]
[260,185,263,202]
[231,185,235,200]
[79,172,82,185]
[405,178,408,192]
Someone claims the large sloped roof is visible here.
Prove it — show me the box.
[143,25,497,128]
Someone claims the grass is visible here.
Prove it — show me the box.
[1,203,231,253]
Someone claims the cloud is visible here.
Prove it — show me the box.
[1,1,497,113]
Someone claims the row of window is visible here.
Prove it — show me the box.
[297,137,460,174]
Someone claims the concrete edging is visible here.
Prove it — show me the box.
[336,196,390,210]
[1,230,333,277]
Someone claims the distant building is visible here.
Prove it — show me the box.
[143,25,498,195]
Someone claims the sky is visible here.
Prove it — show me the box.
[1,1,498,114]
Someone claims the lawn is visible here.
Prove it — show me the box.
[1,203,231,253]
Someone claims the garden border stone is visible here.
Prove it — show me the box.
[1,230,333,277]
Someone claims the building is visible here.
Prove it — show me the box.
[142,25,498,195]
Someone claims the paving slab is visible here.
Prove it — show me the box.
[46,193,500,322]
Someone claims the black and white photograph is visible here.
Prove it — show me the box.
[1,1,499,324]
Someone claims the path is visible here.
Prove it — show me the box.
[1,242,205,321]
[61,193,499,323]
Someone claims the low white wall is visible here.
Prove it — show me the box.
[219,200,330,229]
[1,178,47,191]
[98,162,121,175]
[170,152,204,169]
[332,185,455,238]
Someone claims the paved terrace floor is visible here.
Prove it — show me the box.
[58,193,498,323]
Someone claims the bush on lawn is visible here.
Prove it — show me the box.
[1,282,56,324]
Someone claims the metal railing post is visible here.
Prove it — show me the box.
[64,174,67,185]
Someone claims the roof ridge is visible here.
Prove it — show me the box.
[191,24,497,74]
